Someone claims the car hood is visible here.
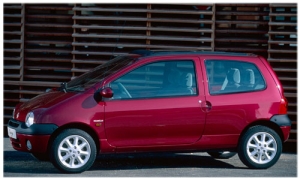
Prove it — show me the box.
[14,91,77,121]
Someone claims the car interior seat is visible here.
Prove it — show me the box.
[162,69,194,95]
[221,68,241,91]
[245,69,255,88]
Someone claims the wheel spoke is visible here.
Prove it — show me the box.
[69,157,76,167]
[76,156,84,164]
[250,149,258,157]
[74,136,79,146]
[248,143,257,148]
[80,151,89,155]
[258,152,263,163]
[59,146,69,153]
[261,133,266,143]
[264,152,271,160]
[66,139,73,148]
[61,153,71,162]
[266,147,276,152]
[266,138,274,145]
[79,142,87,150]
[254,136,261,144]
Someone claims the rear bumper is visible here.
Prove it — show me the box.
[270,114,292,142]
[7,119,58,153]
[279,126,291,142]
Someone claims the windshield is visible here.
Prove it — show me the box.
[64,55,139,92]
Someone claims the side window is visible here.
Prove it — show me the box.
[110,60,197,100]
[205,60,266,95]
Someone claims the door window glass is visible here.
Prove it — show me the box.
[205,60,266,95]
[110,60,197,99]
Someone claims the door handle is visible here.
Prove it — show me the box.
[199,100,212,112]
[205,101,212,112]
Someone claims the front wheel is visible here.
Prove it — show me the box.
[50,129,97,173]
[238,125,282,169]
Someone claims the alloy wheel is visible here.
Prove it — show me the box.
[58,135,91,169]
[246,132,277,164]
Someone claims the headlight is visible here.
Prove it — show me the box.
[25,112,35,127]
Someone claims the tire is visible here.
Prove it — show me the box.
[31,153,49,161]
[50,129,97,173]
[207,151,237,159]
[238,125,282,169]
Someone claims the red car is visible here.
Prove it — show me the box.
[7,50,291,173]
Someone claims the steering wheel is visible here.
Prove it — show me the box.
[117,82,132,98]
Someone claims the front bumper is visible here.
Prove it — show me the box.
[7,119,58,153]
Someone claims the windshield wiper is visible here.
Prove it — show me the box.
[65,84,85,92]
[60,82,67,93]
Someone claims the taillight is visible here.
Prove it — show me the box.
[279,98,288,114]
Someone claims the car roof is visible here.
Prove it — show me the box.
[130,49,257,58]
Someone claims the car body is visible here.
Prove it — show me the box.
[7,50,291,173]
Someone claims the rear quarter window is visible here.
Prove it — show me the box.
[205,60,266,95]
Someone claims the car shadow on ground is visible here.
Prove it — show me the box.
[91,152,245,170]
[4,150,246,174]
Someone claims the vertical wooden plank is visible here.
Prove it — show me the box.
[20,4,25,82]
[268,4,272,60]
[146,4,151,49]
[211,4,216,51]
[72,4,77,79]
[19,4,25,100]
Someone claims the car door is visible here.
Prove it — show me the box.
[200,57,271,145]
[103,57,207,147]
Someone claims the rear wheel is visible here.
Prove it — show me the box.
[238,125,282,169]
[207,151,236,159]
[50,129,97,173]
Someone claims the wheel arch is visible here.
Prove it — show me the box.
[238,120,284,146]
[47,123,100,156]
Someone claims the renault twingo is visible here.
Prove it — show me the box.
[8,50,291,173]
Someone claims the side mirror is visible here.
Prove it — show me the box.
[100,87,114,98]
[94,87,113,102]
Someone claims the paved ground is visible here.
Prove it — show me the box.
[3,137,297,177]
